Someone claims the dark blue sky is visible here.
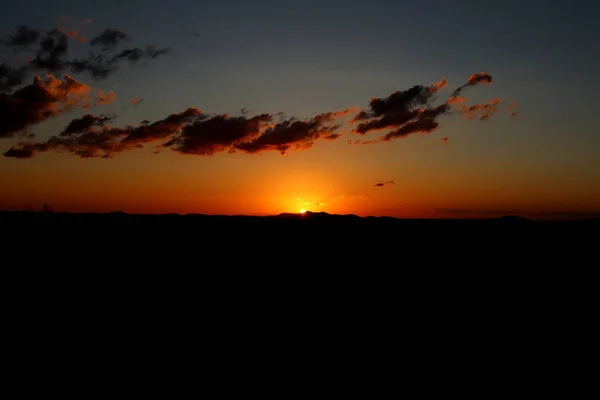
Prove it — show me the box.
[2,0,597,119]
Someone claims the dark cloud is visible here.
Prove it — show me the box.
[5,108,203,158]
[68,45,170,81]
[61,114,115,136]
[89,29,129,50]
[381,103,448,141]
[374,180,394,187]
[451,72,492,97]
[0,64,28,92]
[351,78,447,134]
[234,109,354,155]
[350,73,502,143]
[348,139,378,145]
[3,146,36,158]
[114,45,170,62]
[29,29,70,72]
[0,74,93,139]
[5,108,355,159]
[0,24,170,93]
[4,73,506,158]
[0,25,41,48]
[168,113,272,155]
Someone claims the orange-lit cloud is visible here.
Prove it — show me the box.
[95,89,116,106]
[0,74,90,138]
[131,97,143,106]
[446,95,467,105]
[4,74,507,158]
[0,73,118,139]
[429,77,447,93]
[507,100,518,117]
[350,72,502,142]
[450,72,492,98]
[460,98,501,120]
[5,108,202,158]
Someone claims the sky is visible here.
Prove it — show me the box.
[1,0,599,219]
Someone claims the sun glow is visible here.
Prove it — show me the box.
[300,209,306,214]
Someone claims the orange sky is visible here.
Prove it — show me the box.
[2,134,599,219]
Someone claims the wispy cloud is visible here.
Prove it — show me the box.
[374,180,394,187]
[0,23,170,93]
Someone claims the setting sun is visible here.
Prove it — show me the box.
[300,209,306,214]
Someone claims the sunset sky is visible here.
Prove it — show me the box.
[1,0,599,219]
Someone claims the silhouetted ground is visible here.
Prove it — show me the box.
[3,210,597,265]
[3,210,596,325]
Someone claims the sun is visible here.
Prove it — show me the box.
[300,209,306,214]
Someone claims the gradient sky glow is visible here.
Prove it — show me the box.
[1,0,599,219]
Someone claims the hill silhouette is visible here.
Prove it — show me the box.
[3,210,597,261]
[2,209,597,303]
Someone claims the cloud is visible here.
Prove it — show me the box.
[0,74,103,139]
[0,25,41,48]
[374,180,394,187]
[94,89,116,106]
[348,139,378,145]
[441,137,449,145]
[0,64,28,92]
[429,77,447,93]
[351,77,450,136]
[131,97,143,106]
[4,74,506,158]
[350,72,503,143]
[89,29,129,50]
[5,108,203,158]
[61,114,115,136]
[0,24,170,93]
[507,100,518,117]
[67,44,170,81]
[166,113,273,155]
[451,72,492,97]
[460,98,501,120]
[380,104,449,141]
[29,29,70,72]
[233,108,355,155]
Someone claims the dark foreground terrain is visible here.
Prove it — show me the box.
[3,210,597,263]
[2,210,596,317]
